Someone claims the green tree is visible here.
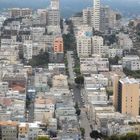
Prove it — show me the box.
[108,135,119,140]
[28,51,49,67]
[123,68,140,78]
[80,127,85,138]
[75,76,84,85]
[62,33,75,52]
[37,136,50,140]
[76,108,81,116]
[125,133,138,140]
[128,21,134,28]
[90,130,102,140]
[109,55,120,65]
[75,102,81,116]
[104,34,118,45]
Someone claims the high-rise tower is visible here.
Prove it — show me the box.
[50,0,60,10]
[93,0,100,31]
[113,76,140,117]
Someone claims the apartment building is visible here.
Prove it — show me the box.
[113,76,140,117]
[92,36,108,56]
[53,36,64,53]
[76,36,92,57]
[9,8,32,18]
[0,121,18,140]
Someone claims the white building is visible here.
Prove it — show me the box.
[92,36,108,56]
[118,33,133,51]
[108,48,123,58]
[50,0,60,10]
[23,42,33,60]
[93,0,100,31]
[83,7,94,27]
[47,9,60,26]
[80,56,109,73]
[76,35,92,57]
[84,74,109,87]
[122,55,140,70]
[37,9,47,25]
[0,82,9,95]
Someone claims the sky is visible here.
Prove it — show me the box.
[0,0,140,17]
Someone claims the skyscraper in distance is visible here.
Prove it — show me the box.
[47,0,60,26]
[93,0,100,31]
[50,0,60,10]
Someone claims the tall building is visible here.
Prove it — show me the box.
[50,0,60,10]
[76,35,92,57]
[93,0,101,31]
[47,0,60,26]
[83,7,94,27]
[113,76,140,117]
[92,36,108,56]
[47,9,60,26]
[37,9,47,25]
[100,6,110,32]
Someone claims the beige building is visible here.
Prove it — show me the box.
[113,76,140,117]
[0,121,18,140]
[0,49,19,64]
[18,123,29,140]
[52,74,68,89]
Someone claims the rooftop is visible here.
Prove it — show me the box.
[120,77,139,84]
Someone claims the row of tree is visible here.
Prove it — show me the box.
[28,50,49,67]
[123,68,140,78]
[89,131,139,140]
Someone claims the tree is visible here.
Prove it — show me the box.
[123,68,140,78]
[76,108,81,116]
[90,130,102,140]
[75,102,81,116]
[62,33,75,52]
[37,136,50,140]
[128,21,134,28]
[75,76,84,85]
[125,133,138,140]
[80,127,85,138]
[109,55,120,65]
[108,135,119,140]
[28,51,49,67]
[104,34,118,45]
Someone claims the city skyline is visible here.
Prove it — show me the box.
[0,0,140,17]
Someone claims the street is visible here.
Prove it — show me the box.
[73,85,83,107]
[26,75,35,122]
[80,109,92,140]
[67,50,93,139]
[67,51,75,83]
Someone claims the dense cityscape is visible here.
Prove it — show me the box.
[0,0,140,140]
